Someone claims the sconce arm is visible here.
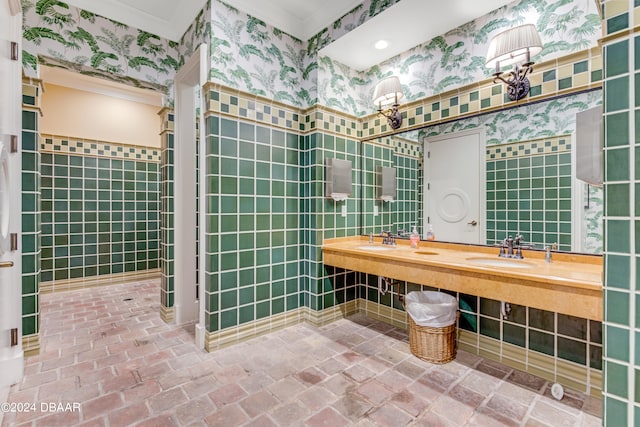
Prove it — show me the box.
[492,63,534,102]
[377,104,403,130]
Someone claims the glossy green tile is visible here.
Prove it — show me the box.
[479,317,500,340]
[503,323,525,347]
[607,220,630,254]
[607,13,629,35]
[220,309,237,329]
[529,307,555,332]
[606,148,630,181]
[529,330,555,356]
[557,337,586,365]
[606,324,629,362]
[606,40,629,78]
[605,76,629,112]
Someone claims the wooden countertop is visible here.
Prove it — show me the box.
[322,236,603,321]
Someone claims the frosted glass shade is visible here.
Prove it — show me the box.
[485,24,542,70]
[373,76,404,107]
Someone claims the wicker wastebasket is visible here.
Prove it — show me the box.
[404,291,458,364]
[407,312,458,364]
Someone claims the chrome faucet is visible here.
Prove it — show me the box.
[545,242,557,263]
[498,234,533,259]
[381,230,396,246]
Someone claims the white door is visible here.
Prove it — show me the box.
[0,0,24,387]
[424,129,485,244]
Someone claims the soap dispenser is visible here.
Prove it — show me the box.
[410,226,419,248]
[426,224,435,241]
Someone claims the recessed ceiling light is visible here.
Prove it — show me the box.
[374,40,389,50]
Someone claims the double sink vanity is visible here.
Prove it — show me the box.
[322,236,603,321]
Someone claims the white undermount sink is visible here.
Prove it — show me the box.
[466,257,534,269]
[355,245,396,251]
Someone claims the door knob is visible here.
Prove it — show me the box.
[467,220,478,226]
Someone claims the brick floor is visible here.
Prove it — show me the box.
[1,279,601,426]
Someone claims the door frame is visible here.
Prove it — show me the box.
[0,0,24,388]
[423,128,486,244]
[173,44,208,349]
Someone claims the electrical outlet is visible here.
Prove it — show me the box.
[373,205,379,216]
[341,204,347,217]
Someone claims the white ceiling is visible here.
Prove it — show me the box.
[222,0,364,42]
[64,0,208,41]
[320,0,513,70]
[41,66,163,106]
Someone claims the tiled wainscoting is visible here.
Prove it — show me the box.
[486,135,574,251]
[38,135,161,293]
[21,81,42,356]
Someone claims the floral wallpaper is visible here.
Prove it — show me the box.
[21,0,181,92]
[208,0,403,108]
[209,1,308,106]
[21,0,600,114]
[177,0,212,70]
[319,0,601,116]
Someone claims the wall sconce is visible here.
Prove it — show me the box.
[485,24,543,101]
[373,76,404,130]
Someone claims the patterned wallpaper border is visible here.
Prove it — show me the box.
[486,135,571,160]
[204,48,602,145]
[361,47,603,139]
[40,135,161,163]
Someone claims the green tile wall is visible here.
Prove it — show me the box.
[39,148,160,282]
[360,142,420,236]
[602,4,640,423]
[361,142,394,235]
[303,132,361,312]
[21,85,40,341]
[394,154,421,235]
[204,115,303,331]
[160,116,174,310]
[486,137,573,251]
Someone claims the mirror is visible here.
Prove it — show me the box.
[360,90,603,254]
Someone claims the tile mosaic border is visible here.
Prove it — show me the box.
[486,134,571,160]
[40,135,161,163]
[158,107,174,134]
[367,135,422,159]
[362,47,603,139]
[204,83,359,139]
[206,48,601,147]
[204,83,304,133]
[600,0,640,35]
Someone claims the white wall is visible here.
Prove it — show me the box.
[41,84,161,148]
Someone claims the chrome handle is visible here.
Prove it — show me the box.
[0,261,14,268]
[467,220,478,226]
